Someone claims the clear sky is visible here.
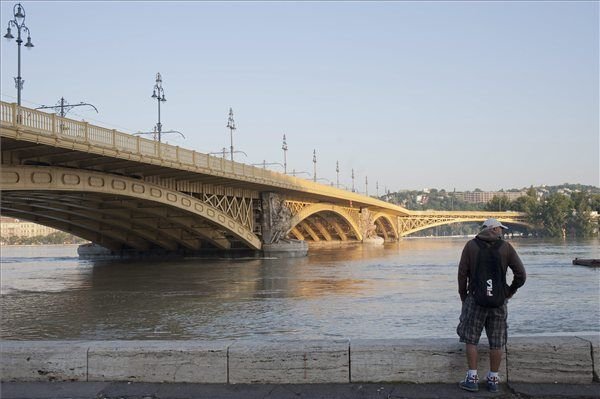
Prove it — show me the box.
[1,1,598,192]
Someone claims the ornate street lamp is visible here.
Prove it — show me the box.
[209,148,247,159]
[36,97,98,118]
[134,129,185,141]
[312,149,317,182]
[365,176,368,196]
[4,3,34,106]
[251,161,284,170]
[227,108,236,161]
[290,170,310,177]
[282,134,288,174]
[150,73,167,142]
[351,168,355,193]
[336,161,340,188]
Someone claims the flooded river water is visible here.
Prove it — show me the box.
[1,238,598,341]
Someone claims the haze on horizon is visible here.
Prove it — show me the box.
[1,1,597,192]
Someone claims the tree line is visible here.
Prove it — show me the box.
[1,231,87,246]
[485,188,599,238]
[384,185,599,238]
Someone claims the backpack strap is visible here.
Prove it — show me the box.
[474,236,503,249]
[473,236,489,249]
[491,239,504,250]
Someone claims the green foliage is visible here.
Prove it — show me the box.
[517,191,598,238]
[590,194,600,213]
[1,231,86,246]
[567,192,595,237]
[534,193,572,237]
[383,184,599,238]
[511,195,537,213]
[485,195,512,212]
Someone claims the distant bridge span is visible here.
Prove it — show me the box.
[0,102,527,254]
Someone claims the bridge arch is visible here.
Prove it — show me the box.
[371,212,399,240]
[398,217,532,237]
[286,203,362,241]
[0,165,261,251]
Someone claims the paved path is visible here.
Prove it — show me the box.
[1,382,598,399]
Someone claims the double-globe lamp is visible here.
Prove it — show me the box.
[4,3,34,107]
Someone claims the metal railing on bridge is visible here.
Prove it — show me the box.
[0,101,414,213]
[0,101,280,180]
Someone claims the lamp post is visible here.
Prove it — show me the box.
[376,181,379,197]
[227,108,236,161]
[282,134,288,174]
[251,161,285,171]
[315,177,333,185]
[36,97,98,118]
[4,3,34,107]
[134,130,185,140]
[336,161,340,188]
[351,169,355,192]
[150,73,167,142]
[365,176,368,196]
[208,148,247,159]
[312,149,317,182]
[290,170,310,177]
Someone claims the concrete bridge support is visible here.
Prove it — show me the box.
[260,192,308,257]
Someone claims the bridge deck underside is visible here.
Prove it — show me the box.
[1,191,249,252]
[288,211,361,242]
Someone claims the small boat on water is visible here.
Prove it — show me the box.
[572,258,600,267]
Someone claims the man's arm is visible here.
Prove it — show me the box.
[506,243,526,298]
[458,243,470,302]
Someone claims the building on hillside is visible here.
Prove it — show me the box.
[454,191,526,204]
[0,217,59,238]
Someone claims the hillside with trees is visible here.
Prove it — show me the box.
[382,184,600,238]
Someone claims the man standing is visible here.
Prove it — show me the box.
[456,218,526,393]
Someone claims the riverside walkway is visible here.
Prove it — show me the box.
[2,336,598,398]
[2,381,598,399]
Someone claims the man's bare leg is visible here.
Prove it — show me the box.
[490,348,502,372]
[466,343,478,370]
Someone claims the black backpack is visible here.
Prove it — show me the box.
[470,238,507,307]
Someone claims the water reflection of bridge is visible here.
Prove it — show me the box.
[0,102,527,255]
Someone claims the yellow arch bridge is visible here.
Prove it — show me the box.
[0,102,528,256]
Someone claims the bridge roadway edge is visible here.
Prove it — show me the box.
[1,335,598,385]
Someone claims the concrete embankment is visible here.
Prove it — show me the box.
[1,336,598,384]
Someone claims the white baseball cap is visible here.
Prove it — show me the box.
[481,218,508,230]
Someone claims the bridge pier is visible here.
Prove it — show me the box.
[358,209,385,245]
[260,192,308,257]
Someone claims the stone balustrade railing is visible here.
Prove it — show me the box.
[0,101,412,214]
[1,336,598,384]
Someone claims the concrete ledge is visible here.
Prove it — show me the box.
[87,341,230,383]
[1,336,597,384]
[228,340,350,383]
[506,336,594,383]
[351,338,505,383]
[576,334,600,382]
[0,341,88,382]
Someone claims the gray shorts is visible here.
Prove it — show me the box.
[456,295,508,349]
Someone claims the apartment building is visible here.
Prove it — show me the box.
[454,191,525,204]
[0,217,59,238]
